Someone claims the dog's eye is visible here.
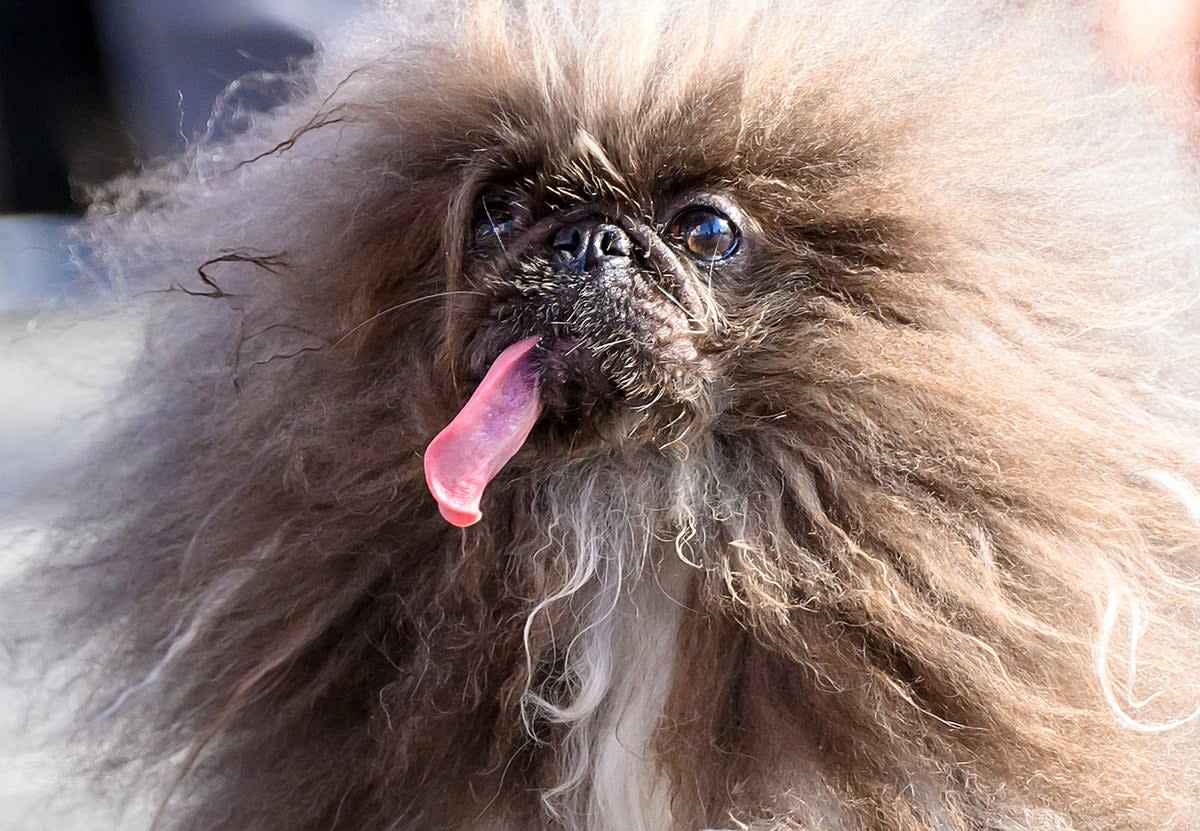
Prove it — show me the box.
[667,207,739,260]
[475,198,524,242]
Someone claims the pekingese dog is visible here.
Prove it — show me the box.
[39,1,1200,829]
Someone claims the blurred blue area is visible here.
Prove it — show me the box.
[0,216,77,312]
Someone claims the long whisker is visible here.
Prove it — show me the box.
[332,290,486,350]
[648,262,704,327]
[482,199,508,257]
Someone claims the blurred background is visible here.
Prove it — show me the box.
[0,0,369,313]
[0,0,368,214]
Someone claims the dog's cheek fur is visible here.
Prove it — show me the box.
[24,1,1200,830]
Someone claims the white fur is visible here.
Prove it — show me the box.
[516,465,703,831]
[584,562,688,831]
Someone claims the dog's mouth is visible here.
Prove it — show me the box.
[427,324,652,526]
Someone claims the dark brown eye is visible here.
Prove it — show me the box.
[475,197,524,242]
[667,207,739,260]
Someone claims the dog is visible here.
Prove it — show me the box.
[33,1,1200,829]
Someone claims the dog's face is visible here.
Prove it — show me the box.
[463,173,729,420]
[420,108,786,522]
[444,118,900,433]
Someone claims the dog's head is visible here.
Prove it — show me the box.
[329,5,993,526]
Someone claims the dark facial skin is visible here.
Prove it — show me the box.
[460,186,745,439]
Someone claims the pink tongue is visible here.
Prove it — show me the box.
[424,336,543,527]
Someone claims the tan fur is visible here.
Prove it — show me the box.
[34,1,1200,829]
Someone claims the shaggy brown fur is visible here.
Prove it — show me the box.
[34,1,1200,829]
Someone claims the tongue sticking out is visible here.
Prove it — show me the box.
[424,336,543,527]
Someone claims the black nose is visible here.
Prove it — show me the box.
[551,220,632,272]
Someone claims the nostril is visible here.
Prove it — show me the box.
[552,221,633,271]
[597,227,631,258]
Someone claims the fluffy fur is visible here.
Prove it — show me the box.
[33,1,1200,829]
